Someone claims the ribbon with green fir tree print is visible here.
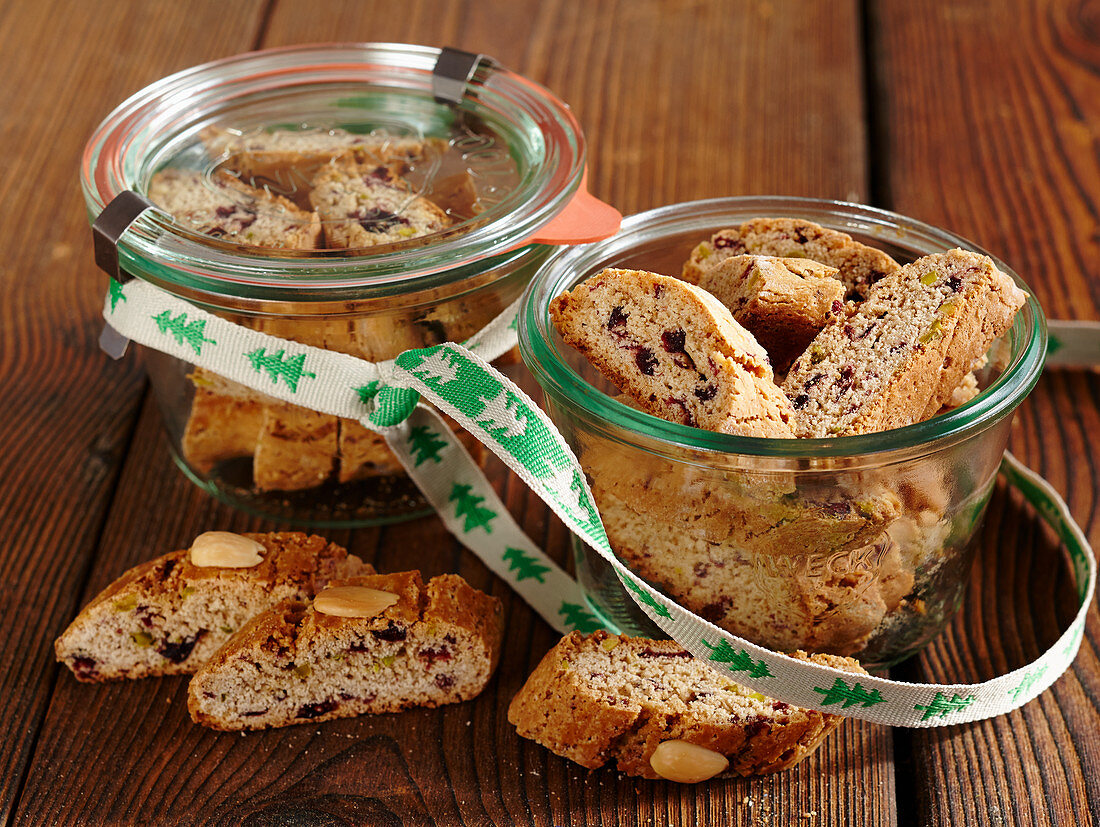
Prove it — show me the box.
[101,277,1095,728]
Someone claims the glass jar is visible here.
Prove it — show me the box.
[520,197,1046,669]
[82,43,619,526]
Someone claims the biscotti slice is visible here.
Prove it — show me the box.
[681,218,900,300]
[337,420,406,482]
[597,491,910,656]
[508,631,861,779]
[253,402,339,492]
[550,269,795,437]
[147,168,321,248]
[188,571,504,730]
[55,532,370,682]
[204,126,445,191]
[697,254,846,374]
[309,161,451,249]
[783,249,1026,437]
[181,389,265,474]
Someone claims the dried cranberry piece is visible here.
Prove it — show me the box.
[661,328,687,353]
[435,674,455,689]
[666,397,696,426]
[843,324,856,340]
[772,701,790,711]
[242,709,269,717]
[443,634,457,645]
[713,235,745,252]
[71,656,98,679]
[792,393,809,410]
[372,622,407,642]
[215,205,236,218]
[831,299,844,315]
[358,208,408,233]
[158,632,203,664]
[793,227,810,243]
[635,349,658,375]
[296,700,338,719]
[701,598,731,622]
[693,562,710,578]
[419,646,453,667]
[805,373,824,389]
[946,276,963,292]
[160,558,176,580]
[745,720,768,737]
[607,306,629,329]
[824,501,852,517]
[694,384,718,401]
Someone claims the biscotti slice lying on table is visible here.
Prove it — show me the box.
[309,161,451,249]
[55,532,369,682]
[681,217,900,300]
[696,254,846,374]
[147,168,321,249]
[550,268,795,437]
[188,571,504,730]
[508,631,862,780]
[782,249,1027,437]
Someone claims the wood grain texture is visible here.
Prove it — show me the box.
[871,0,1100,824]
[0,0,267,821]
[13,0,1100,824]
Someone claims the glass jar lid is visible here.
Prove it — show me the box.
[82,43,616,306]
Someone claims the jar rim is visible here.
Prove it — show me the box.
[81,43,586,303]
[519,196,1048,460]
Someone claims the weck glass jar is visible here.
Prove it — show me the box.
[82,43,619,526]
[520,197,1046,669]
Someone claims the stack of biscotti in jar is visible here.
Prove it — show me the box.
[56,531,505,730]
[550,218,1026,658]
[149,127,495,496]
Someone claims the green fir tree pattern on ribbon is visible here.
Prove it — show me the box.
[448,483,497,533]
[246,348,316,393]
[1009,666,1049,702]
[1062,624,1084,659]
[914,692,975,721]
[700,638,774,679]
[354,381,381,405]
[152,310,216,355]
[407,425,447,467]
[502,547,550,583]
[108,278,126,312]
[622,576,672,619]
[812,677,886,709]
[507,312,519,332]
[558,601,604,633]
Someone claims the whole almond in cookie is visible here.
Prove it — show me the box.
[550,268,794,437]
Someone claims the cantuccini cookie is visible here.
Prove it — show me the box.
[550,268,795,437]
[782,249,1027,437]
[681,218,900,300]
[696,254,846,374]
[55,532,369,682]
[188,571,503,730]
[309,161,451,249]
[508,631,860,779]
[203,126,445,199]
[147,168,321,249]
[597,491,912,655]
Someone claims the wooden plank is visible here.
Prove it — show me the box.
[15,1,896,824]
[0,0,268,821]
[871,0,1100,824]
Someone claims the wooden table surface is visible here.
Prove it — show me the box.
[2,1,1098,824]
